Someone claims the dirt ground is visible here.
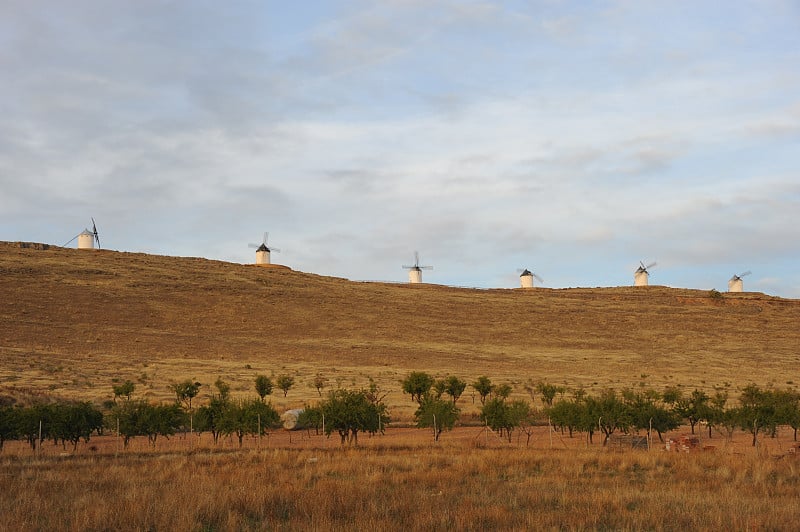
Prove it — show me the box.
[3,424,797,459]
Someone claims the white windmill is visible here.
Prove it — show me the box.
[517,268,543,289]
[248,232,280,265]
[728,271,751,293]
[402,252,432,284]
[634,261,656,286]
[63,218,101,250]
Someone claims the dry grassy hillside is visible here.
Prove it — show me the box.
[1,241,797,419]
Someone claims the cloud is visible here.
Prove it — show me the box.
[1,1,798,296]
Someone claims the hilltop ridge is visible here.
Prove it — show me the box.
[1,241,798,417]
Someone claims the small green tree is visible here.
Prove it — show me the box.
[444,376,467,404]
[56,401,104,450]
[778,391,800,441]
[320,389,389,445]
[255,375,273,401]
[297,405,324,434]
[472,376,494,405]
[432,378,447,399]
[772,389,800,441]
[112,380,135,403]
[493,383,513,400]
[704,390,729,438]
[195,396,227,444]
[169,380,201,410]
[140,403,185,447]
[548,399,584,438]
[588,389,633,446]
[674,389,710,435]
[276,375,295,398]
[402,371,434,403]
[214,378,231,401]
[623,389,680,443]
[0,405,20,451]
[718,406,740,440]
[219,399,279,448]
[312,374,328,397]
[536,382,560,407]
[415,393,460,441]
[481,398,530,442]
[661,386,682,406]
[365,377,388,406]
[17,403,58,451]
[507,400,532,443]
[218,400,249,448]
[737,384,779,446]
[110,400,148,448]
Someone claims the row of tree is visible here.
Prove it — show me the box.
[400,372,800,446]
[0,401,104,451]
[1,375,388,451]
[546,384,800,446]
[3,371,799,450]
[114,378,282,448]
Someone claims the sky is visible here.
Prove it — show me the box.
[1,0,799,296]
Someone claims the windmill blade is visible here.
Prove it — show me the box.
[414,251,420,267]
[533,273,543,283]
[420,265,433,270]
[62,233,81,247]
[91,217,101,248]
[639,261,646,269]
[646,262,656,270]
[263,232,269,245]
[740,271,752,278]
[248,243,260,249]
[269,247,281,253]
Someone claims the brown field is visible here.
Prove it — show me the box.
[2,241,800,529]
[2,427,800,531]
[1,241,798,419]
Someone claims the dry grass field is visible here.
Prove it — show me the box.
[2,241,800,530]
[1,241,798,418]
[2,429,799,531]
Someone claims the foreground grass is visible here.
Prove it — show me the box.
[2,442,799,531]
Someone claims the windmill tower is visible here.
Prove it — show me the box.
[634,261,656,286]
[517,269,543,289]
[728,271,751,292]
[402,252,432,284]
[64,218,101,250]
[248,232,280,265]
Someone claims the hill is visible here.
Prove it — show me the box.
[1,241,798,419]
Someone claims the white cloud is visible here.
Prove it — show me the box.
[0,0,798,296]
